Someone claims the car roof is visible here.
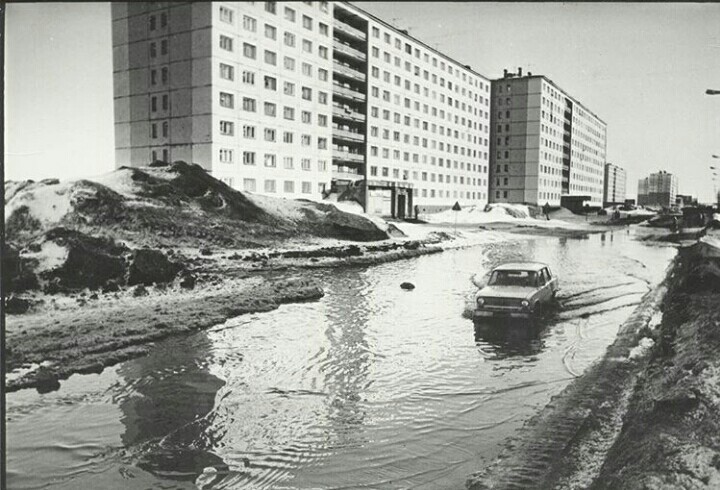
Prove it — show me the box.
[492,262,548,272]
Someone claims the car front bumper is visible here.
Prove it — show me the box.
[474,308,532,319]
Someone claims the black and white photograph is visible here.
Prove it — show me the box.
[3,2,720,488]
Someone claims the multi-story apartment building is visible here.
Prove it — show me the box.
[637,170,678,208]
[488,69,607,208]
[112,1,491,218]
[603,162,626,206]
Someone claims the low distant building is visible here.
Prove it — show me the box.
[637,171,677,208]
[676,194,697,207]
[603,163,626,207]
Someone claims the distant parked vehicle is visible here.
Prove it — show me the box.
[474,263,558,320]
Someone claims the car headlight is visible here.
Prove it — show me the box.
[476,297,485,307]
[520,300,530,309]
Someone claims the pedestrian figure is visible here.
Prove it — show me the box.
[543,202,550,221]
[671,216,679,234]
[414,204,419,220]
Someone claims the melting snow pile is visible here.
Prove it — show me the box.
[424,203,579,229]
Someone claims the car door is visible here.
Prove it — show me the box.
[544,267,558,296]
[536,269,550,304]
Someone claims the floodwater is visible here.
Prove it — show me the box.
[6,230,676,490]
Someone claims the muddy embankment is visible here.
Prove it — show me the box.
[4,236,446,394]
[4,162,451,393]
[467,231,720,489]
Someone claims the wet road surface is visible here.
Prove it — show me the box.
[6,230,676,489]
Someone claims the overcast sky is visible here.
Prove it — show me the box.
[6,2,720,200]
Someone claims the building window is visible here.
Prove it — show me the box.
[242,97,256,112]
[318,137,327,149]
[265,1,277,14]
[318,114,327,126]
[283,56,296,71]
[243,152,256,165]
[264,154,276,168]
[284,32,295,47]
[284,106,295,120]
[283,81,295,96]
[284,156,294,169]
[284,6,296,21]
[219,92,234,108]
[243,16,258,32]
[301,111,311,123]
[302,62,312,77]
[220,6,234,24]
[220,63,234,81]
[243,178,256,192]
[219,148,234,163]
[302,39,312,53]
[220,120,234,136]
[162,94,168,110]
[162,121,168,137]
[264,24,277,40]
[318,45,328,59]
[302,182,312,194]
[150,69,157,85]
[318,68,328,81]
[220,35,233,52]
[318,92,328,104]
[301,158,311,170]
[243,125,256,138]
[264,128,276,142]
[318,160,328,171]
[151,96,157,112]
[161,67,168,84]
[302,15,312,30]
[243,43,256,59]
[301,86,312,100]
[264,102,277,117]
[264,179,277,193]
[264,50,277,65]
[283,131,293,143]
[149,42,157,58]
[301,134,311,146]
[284,180,295,193]
[319,23,329,36]
[149,15,156,31]
[264,75,277,90]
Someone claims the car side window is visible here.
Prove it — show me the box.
[545,268,552,279]
[537,270,545,285]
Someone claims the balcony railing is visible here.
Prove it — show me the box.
[332,105,366,122]
[333,40,366,61]
[332,83,366,102]
[333,61,366,82]
[332,170,365,182]
[333,21,366,41]
[333,128,365,142]
[333,149,365,163]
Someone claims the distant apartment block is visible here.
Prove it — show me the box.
[637,170,678,208]
[488,68,607,207]
[603,163,626,206]
[112,1,491,217]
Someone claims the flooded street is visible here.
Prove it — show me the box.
[6,230,676,489]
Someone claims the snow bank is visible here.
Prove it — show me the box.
[423,203,581,229]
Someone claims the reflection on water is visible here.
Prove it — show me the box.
[6,231,677,489]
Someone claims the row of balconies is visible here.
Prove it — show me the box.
[333,61,366,82]
[332,104,365,122]
[332,39,366,61]
[333,127,365,143]
[332,82,366,102]
[332,148,365,164]
[332,20,366,42]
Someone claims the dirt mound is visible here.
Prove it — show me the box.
[591,235,720,489]
[39,227,128,292]
[127,248,183,286]
[548,207,578,219]
[5,162,388,251]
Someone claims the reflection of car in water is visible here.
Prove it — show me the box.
[473,262,558,320]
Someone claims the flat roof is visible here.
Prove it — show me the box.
[340,2,491,82]
[493,262,548,272]
[495,74,606,126]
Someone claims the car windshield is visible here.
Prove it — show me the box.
[488,270,538,287]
